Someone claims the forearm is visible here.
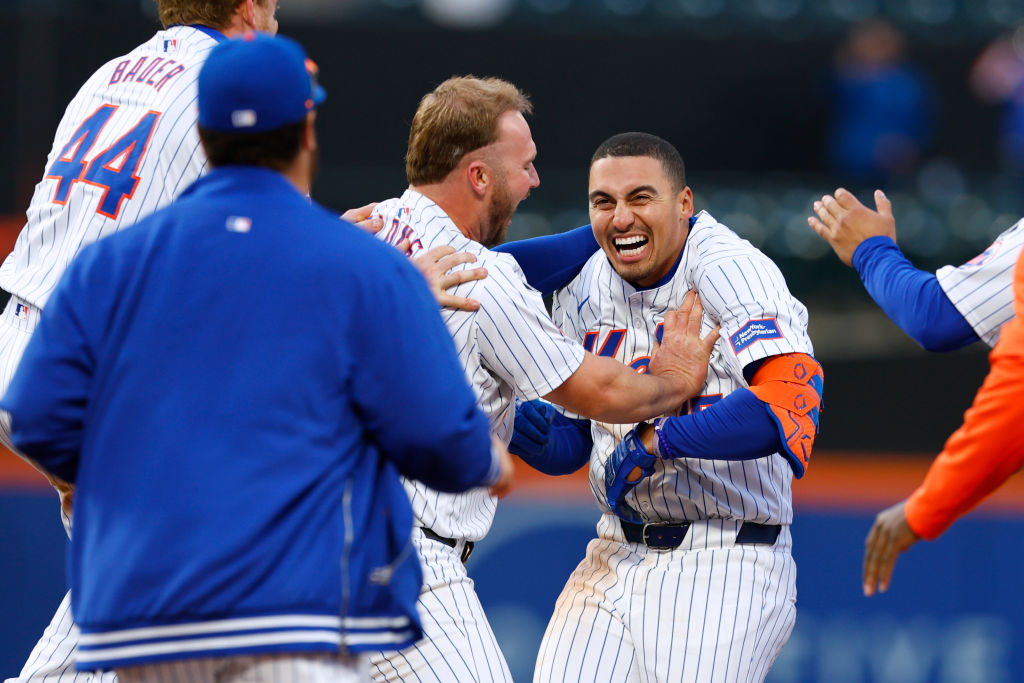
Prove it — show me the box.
[905,318,1024,539]
[853,237,979,351]
[545,353,691,424]
[517,412,592,476]
[647,388,781,462]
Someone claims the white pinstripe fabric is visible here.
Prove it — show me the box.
[534,515,796,683]
[3,592,117,683]
[553,211,813,525]
[0,25,214,310]
[115,652,369,683]
[0,297,94,683]
[539,211,809,682]
[368,530,512,683]
[370,190,582,681]
[0,26,216,683]
[373,190,585,542]
[935,217,1024,348]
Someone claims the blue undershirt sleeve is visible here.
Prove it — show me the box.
[518,411,593,476]
[655,389,781,464]
[494,225,598,296]
[851,236,980,351]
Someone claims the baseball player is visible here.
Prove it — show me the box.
[0,3,284,681]
[808,187,1023,350]
[514,133,822,683]
[861,245,1024,595]
[1,33,512,681]
[367,79,719,683]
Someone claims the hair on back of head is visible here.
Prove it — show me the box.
[158,0,260,30]
[591,132,687,192]
[198,120,305,172]
[406,76,532,186]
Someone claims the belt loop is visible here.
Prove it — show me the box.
[421,527,474,564]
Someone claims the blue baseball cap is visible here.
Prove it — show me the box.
[198,33,327,133]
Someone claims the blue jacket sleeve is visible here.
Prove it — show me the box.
[1,252,103,483]
[655,389,781,465]
[851,236,980,351]
[349,250,496,493]
[493,225,597,296]
[517,411,592,476]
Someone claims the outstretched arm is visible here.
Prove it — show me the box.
[494,225,597,295]
[809,188,979,351]
[862,252,1024,596]
[851,238,978,351]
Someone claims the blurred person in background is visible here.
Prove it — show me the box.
[970,24,1024,173]
[824,18,935,186]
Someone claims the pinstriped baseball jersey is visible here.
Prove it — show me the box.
[552,210,813,525]
[373,189,585,542]
[0,25,219,310]
[936,218,1024,348]
[0,26,219,683]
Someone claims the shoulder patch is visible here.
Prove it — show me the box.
[965,239,1003,267]
[729,318,782,353]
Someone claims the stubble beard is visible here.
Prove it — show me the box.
[481,175,517,248]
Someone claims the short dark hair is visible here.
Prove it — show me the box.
[591,132,687,192]
[198,120,304,172]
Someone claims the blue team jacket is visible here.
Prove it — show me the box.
[2,167,496,670]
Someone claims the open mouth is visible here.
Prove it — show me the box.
[614,235,649,257]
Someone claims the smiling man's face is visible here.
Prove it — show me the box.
[588,155,692,287]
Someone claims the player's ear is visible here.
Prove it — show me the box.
[466,159,490,198]
[238,0,257,29]
[677,186,694,220]
[302,112,317,152]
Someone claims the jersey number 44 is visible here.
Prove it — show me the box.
[46,104,160,220]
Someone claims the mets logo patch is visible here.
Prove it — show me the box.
[730,318,782,353]
[966,239,1003,267]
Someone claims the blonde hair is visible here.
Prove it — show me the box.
[157,0,266,30]
[406,76,532,185]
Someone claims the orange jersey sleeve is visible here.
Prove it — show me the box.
[905,249,1024,540]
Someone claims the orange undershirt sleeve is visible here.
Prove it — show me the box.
[905,251,1024,540]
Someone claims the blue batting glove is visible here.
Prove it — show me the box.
[605,426,658,523]
[509,399,555,461]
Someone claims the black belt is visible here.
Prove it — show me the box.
[421,527,474,564]
[620,520,781,550]
[0,289,11,312]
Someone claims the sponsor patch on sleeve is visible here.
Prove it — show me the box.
[729,318,783,353]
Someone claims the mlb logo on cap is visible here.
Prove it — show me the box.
[198,33,326,134]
